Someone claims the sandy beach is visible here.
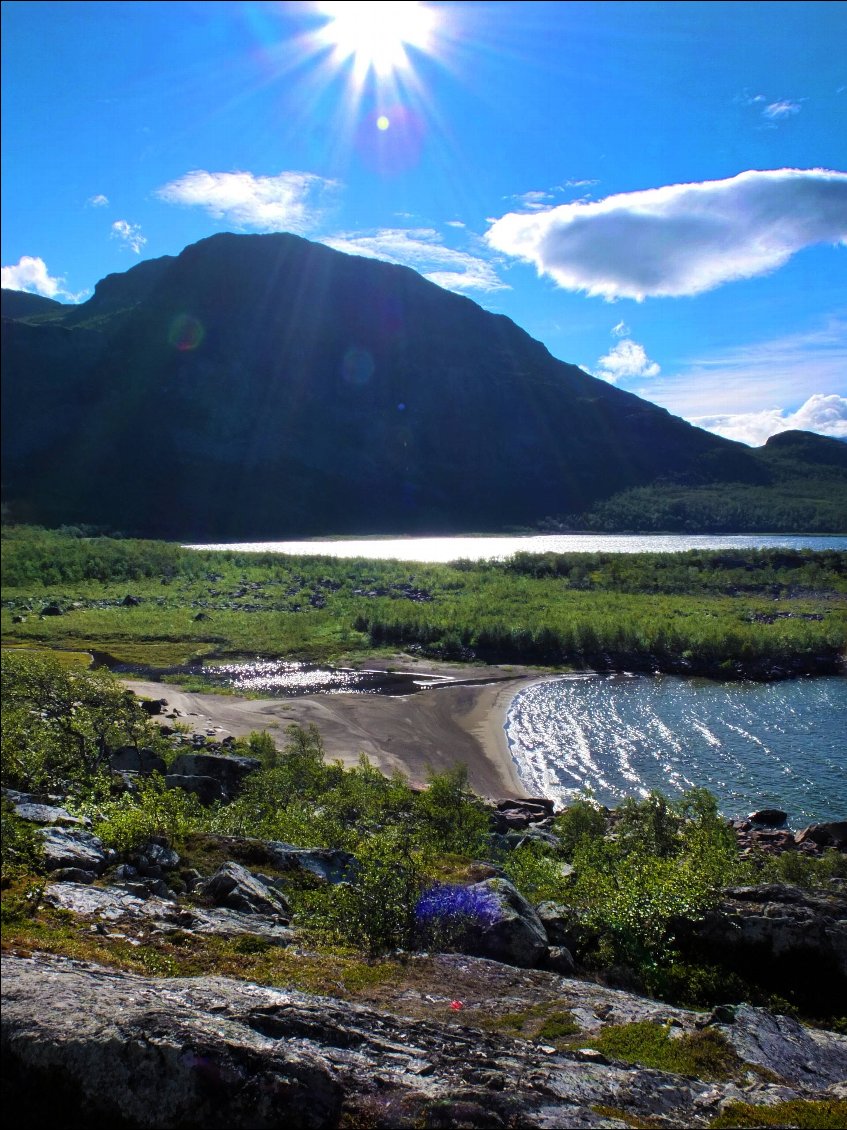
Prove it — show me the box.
[122,669,543,800]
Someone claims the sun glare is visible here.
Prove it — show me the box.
[319,1,435,79]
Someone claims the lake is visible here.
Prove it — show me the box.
[505,673,847,825]
[187,533,847,563]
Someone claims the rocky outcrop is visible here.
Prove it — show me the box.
[264,843,358,885]
[456,878,549,968]
[168,753,261,800]
[109,746,168,776]
[795,821,847,850]
[4,952,847,1129]
[678,883,847,1015]
[37,826,110,875]
[198,862,292,920]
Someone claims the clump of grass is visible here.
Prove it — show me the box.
[591,1107,664,1129]
[583,1021,742,1080]
[710,1099,847,1129]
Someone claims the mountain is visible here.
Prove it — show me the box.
[2,232,844,537]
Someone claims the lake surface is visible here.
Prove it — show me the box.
[187,533,847,562]
[505,674,847,825]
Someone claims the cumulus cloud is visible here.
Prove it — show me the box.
[324,228,507,293]
[111,220,146,254]
[691,393,847,446]
[595,339,660,384]
[156,169,336,233]
[87,193,109,207]
[611,320,630,337]
[485,168,847,300]
[1,255,81,301]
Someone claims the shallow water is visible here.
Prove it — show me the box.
[186,533,847,563]
[505,674,847,825]
[201,659,452,696]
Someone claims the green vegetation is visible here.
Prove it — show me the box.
[581,1020,742,1079]
[3,526,845,678]
[710,1099,847,1129]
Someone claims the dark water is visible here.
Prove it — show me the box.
[201,659,453,696]
[505,674,847,825]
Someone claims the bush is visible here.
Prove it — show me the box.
[88,776,204,853]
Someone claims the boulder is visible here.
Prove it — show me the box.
[11,801,89,828]
[140,698,167,716]
[535,901,595,956]
[198,862,292,919]
[795,821,847,851]
[264,843,358,885]
[168,753,260,800]
[164,774,224,805]
[38,826,109,875]
[748,808,788,827]
[455,878,548,968]
[109,747,167,776]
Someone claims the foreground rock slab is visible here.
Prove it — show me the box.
[4,953,847,1129]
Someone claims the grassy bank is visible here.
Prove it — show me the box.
[2,526,844,679]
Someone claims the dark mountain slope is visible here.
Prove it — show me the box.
[0,232,839,537]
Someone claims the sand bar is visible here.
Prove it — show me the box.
[122,672,541,800]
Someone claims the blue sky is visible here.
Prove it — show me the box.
[2,0,846,445]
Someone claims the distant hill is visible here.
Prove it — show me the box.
[0,289,66,321]
[2,232,845,536]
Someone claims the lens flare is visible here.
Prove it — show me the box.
[168,313,205,352]
[318,1,435,80]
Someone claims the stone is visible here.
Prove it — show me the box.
[748,809,788,827]
[11,801,89,828]
[795,821,847,851]
[168,753,260,800]
[264,843,358,885]
[109,746,168,776]
[455,878,548,968]
[38,826,108,875]
[140,698,167,716]
[164,774,224,805]
[50,867,97,884]
[542,945,576,975]
[198,862,292,919]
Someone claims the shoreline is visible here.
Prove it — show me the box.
[122,671,542,800]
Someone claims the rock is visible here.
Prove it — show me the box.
[164,774,225,805]
[542,945,576,975]
[139,698,167,716]
[712,1003,847,1088]
[122,594,141,606]
[264,843,358,885]
[678,883,847,1015]
[168,753,260,800]
[131,837,181,875]
[455,878,548,968]
[41,603,63,616]
[748,808,788,827]
[6,952,845,1130]
[50,867,97,884]
[11,801,89,828]
[198,862,292,919]
[535,902,595,956]
[109,747,167,776]
[38,826,109,875]
[795,821,847,851]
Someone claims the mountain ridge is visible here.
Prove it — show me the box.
[2,231,845,536]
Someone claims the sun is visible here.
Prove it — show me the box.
[318,1,435,80]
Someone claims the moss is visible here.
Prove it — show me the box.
[710,1099,847,1129]
[583,1021,742,1080]
[480,1001,581,1045]
[590,1106,665,1129]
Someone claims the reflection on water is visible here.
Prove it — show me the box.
[186,533,847,563]
[505,674,847,825]
[203,659,451,696]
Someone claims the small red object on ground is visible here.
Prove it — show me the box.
[450,1000,463,1010]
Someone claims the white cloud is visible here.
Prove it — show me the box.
[87,193,109,207]
[691,393,847,446]
[111,220,146,254]
[156,169,336,233]
[763,99,801,120]
[595,339,660,384]
[0,255,82,301]
[324,228,508,293]
[485,168,847,300]
[611,320,630,337]
[642,319,847,419]
[445,220,466,228]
